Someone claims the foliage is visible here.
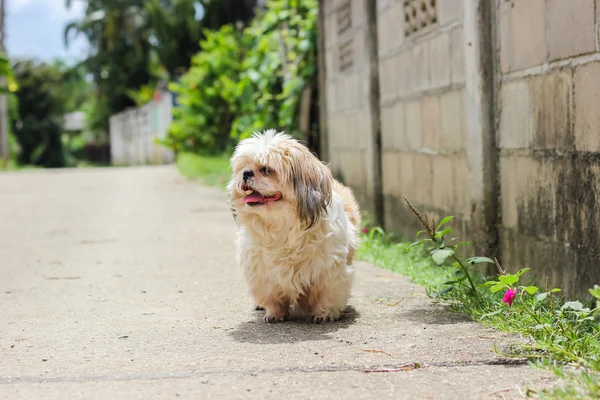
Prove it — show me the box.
[164,0,318,155]
[0,53,22,164]
[359,198,600,399]
[11,61,66,168]
[64,0,258,141]
[163,25,245,154]
[7,93,21,162]
[50,59,92,113]
[144,0,203,79]
[65,0,154,136]
[200,0,257,31]
[0,53,18,94]
[229,0,318,141]
[175,152,230,188]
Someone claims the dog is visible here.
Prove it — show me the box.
[227,130,361,323]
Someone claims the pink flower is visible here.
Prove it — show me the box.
[362,227,369,234]
[502,288,518,306]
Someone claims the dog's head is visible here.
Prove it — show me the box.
[228,130,332,229]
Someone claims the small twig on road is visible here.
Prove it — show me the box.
[389,298,404,306]
[489,388,512,397]
[362,349,393,357]
[362,362,421,373]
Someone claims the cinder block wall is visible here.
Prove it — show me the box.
[497,0,600,296]
[377,0,470,239]
[321,0,599,296]
[323,0,377,214]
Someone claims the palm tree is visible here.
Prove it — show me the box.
[64,0,153,134]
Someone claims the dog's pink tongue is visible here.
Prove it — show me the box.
[242,192,265,203]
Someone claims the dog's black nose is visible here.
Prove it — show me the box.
[243,170,254,181]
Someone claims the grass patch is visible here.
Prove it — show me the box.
[176,152,230,189]
[1,159,40,172]
[359,219,600,399]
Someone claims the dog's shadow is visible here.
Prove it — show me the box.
[229,306,360,344]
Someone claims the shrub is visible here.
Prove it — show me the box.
[12,61,66,168]
[165,25,245,154]
[163,0,318,155]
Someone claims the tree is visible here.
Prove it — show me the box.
[12,61,66,168]
[65,0,153,136]
[145,0,203,79]
[50,59,92,113]
[63,0,259,141]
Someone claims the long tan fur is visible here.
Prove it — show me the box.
[227,130,361,323]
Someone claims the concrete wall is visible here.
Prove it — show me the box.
[109,92,175,166]
[321,0,599,296]
[496,0,600,295]
[377,0,472,240]
[323,0,378,214]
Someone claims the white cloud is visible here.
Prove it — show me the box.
[10,0,35,12]
[7,0,88,61]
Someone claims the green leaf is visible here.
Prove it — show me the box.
[443,277,466,285]
[536,292,548,301]
[416,230,426,237]
[431,248,455,265]
[498,275,518,286]
[523,286,539,295]
[436,286,454,297]
[467,257,495,265]
[455,241,472,249]
[515,268,531,278]
[481,309,503,319]
[589,285,600,299]
[435,227,451,239]
[407,240,424,250]
[436,216,454,231]
[550,288,561,293]
[490,283,507,293]
[561,301,584,311]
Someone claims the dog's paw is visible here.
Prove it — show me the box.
[310,315,336,324]
[263,314,287,323]
[254,305,265,311]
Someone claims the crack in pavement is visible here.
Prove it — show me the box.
[0,359,529,385]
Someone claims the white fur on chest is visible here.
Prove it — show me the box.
[236,192,355,299]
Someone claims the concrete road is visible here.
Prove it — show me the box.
[0,167,556,399]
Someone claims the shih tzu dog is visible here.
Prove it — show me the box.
[228,130,361,323]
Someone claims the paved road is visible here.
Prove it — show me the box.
[0,166,555,399]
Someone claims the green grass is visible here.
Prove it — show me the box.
[1,159,40,172]
[175,152,230,189]
[359,227,600,399]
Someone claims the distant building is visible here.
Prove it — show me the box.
[63,111,85,133]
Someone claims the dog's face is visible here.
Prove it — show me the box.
[228,130,332,228]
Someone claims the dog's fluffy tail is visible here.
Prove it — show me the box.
[333,180,361,228]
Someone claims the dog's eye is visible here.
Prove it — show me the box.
[259,166,271,175]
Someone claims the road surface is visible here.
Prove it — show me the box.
[0,166,555,399]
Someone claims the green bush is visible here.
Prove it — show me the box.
[165,24,245,154]
[12,61,66,168]
[163,0,318,155]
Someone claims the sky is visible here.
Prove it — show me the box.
[7,0,89,63]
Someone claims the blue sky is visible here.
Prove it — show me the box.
[7,0,88,63]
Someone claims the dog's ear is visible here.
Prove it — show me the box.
[289,144,333,229]
[226,180,238,225]
[228,193,238,225]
